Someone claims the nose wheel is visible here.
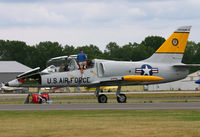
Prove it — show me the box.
[117,94,127,103]
[98,94,108,103]
[95,87,108,103]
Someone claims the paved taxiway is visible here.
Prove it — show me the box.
[1,103,200,111]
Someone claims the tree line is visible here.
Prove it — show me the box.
[0,36,200,72]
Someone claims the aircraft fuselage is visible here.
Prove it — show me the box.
[7,59,188,88]
[41,60,188,87]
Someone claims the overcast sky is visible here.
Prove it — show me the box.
[0,0,199,50]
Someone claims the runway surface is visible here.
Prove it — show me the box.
[1,103,200,111]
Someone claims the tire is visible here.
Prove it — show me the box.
[98,94,107,103]
[40,97,47,104]
[117,94,127,103]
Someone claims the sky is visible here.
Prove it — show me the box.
[0,0,200,50]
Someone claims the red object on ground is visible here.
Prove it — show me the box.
[31,93,50,104]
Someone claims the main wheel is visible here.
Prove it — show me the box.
[40,97,47,104]
[98,94,107,103]
[117,94,127,103]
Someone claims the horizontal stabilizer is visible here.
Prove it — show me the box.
[173,64,200,67]
[123,75,164,82]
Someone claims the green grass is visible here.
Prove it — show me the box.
[1,93,200,104]
[51,93,200,99]
[0,110,200,137]
[52,99,200,104]
[0,98,25,104]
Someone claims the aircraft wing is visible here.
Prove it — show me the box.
[92,75,164,87]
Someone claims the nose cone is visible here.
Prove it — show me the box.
[195,79,200,84]
[5,79,21,87]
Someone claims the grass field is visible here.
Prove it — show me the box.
[1,93,200,104]
[51,93,200,99]
[0,110,200,137]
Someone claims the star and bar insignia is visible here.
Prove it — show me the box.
[135,64,158,76]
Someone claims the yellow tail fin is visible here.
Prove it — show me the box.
[156,26,191,53]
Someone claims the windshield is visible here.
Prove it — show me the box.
[43,55,95,73]
[47,56,68,68]
[44,56,79,72]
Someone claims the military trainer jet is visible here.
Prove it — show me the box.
[6,26,199,103]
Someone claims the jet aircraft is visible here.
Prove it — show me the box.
[6,26,200,103]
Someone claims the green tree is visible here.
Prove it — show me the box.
[104,42,120,60]
[141,36,165,51]
[182,41,200,73]
[35,41,63,69]
[182,41,197,64]
[75,45,103,60]
[24,46,39,69]
[63,45,76,56]
[0,40,29,64]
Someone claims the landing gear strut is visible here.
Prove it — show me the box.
[116,86,127,103]
[95,87,107,103]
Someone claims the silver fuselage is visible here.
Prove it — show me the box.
[7,59,189,87]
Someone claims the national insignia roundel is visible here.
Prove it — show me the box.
[172,38,178,46]
[135,64,158,76]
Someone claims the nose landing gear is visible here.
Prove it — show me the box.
[95,87,108,103]
[98,94,108,103]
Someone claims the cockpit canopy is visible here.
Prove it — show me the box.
[42,55,79,73]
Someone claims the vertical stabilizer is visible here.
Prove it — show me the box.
[145,26,191,64]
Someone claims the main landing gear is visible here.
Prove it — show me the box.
[116,86,127,103]
[95,86,127,103]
